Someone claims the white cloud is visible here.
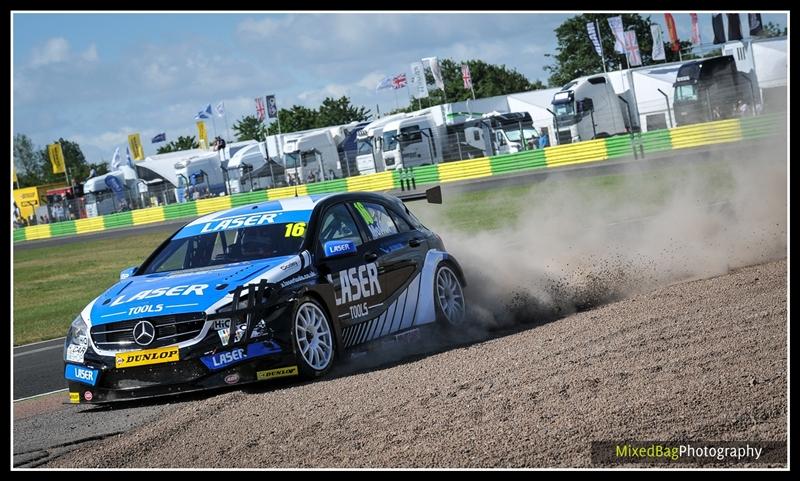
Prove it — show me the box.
[297,83,351,105]
[81,44,98,62]
[31,37,70,66]
[236,15,294,40]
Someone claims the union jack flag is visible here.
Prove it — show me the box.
[461,64,473,90]
[392,73,407,89]
[255,97,266,121]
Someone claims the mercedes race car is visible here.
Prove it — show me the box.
[64,188,467,403]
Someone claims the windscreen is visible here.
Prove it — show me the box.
[140,211,311,274]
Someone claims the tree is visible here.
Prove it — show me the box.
[266,105,317,135]
[316,96,370,128]
[233,115,267,142]
[760,22,787,38]
[424,58,545,106]
[13,134,40,187]
[545,14,692,87]
[156,136,199,154]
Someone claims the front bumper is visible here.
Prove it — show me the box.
[66,348,299,403]
[66,280,301,404]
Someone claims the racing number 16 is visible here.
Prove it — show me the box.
[284,222,306,238]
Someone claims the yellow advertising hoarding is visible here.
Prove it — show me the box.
[196,121,208,150]
[128,133,145,161]
[48,143,65,174]
[13,186,41,220]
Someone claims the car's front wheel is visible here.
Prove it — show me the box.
[293,297,335,378]
[435,263,467,327]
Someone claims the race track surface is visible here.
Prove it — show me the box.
[39,259,786,468]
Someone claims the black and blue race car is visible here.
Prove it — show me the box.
[63,188,467,403]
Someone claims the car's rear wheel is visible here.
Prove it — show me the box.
[293,297,335,378]
[435,263,466,327]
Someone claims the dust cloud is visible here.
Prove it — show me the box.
[427,138,787,329]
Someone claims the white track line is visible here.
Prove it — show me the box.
[14,337,65,348]
[14,344,63,357]
[14,388,68,402]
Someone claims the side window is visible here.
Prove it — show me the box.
[400,125,422,145]
[354,201,399,240]
[318,204,363,248]
[404,205,428,230]
[388,208,412,233]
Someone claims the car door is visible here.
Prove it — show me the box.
[314,202,376,328]
[350,200,427,339]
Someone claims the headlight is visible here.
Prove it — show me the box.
[67,315,89,346]
[64,315,90,363]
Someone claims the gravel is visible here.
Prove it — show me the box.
[46,259,787,468]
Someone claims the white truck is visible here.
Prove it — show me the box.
[378,108,447,170]
[722,36,786,111]
[282,127,346,184]
[354,112,408,175]
[551,74,630,145]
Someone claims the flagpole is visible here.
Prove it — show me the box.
[209,105,218,140]
[393,88,399,111]
[595,19,608,73]
[222,103,231,141]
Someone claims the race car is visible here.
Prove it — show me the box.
[63,188,467,403]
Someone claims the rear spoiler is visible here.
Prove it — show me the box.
[397,186,442,204]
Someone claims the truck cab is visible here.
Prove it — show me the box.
[283,129,342,184]
[551,75,627,145]
[673,55,753,126]
[380,115,442,170]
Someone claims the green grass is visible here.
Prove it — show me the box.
[413,159,737,234]
[12,157,737,345]
[13,232,167,345]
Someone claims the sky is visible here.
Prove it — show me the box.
[12,11,788,165]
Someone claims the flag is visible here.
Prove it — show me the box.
[664,13,680,52]
[749,13,764,36]
[690,13,702,45]
[196,121,208,149]
[410,62,429,99]
[392,73,407,89]
[607,16,625,54]
[422,57,445,91]
[255,96,266,121]
[586,22,603,58]
[624,31,642,67]
[461,64,473,90]
[48,143,65,174]
[110,147,121,171]
[266,95,278,119]
[151,132,166,143]
[127,133,144,161]
[727,13,743,41]
[194,103,212,120]
[126,146,134,168]
[712,14,726,44]
[375,75,394,91]
[651,24,666,61]
[216,101,225,118]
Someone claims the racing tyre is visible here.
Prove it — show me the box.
[434,263,467,327]
[292,297,336,379]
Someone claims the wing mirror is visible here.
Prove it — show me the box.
[120,266,138,280]
[323,240,357,259]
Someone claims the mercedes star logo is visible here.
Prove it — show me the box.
[133,320,156,346]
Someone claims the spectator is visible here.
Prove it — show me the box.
[739,100,749,116]
[538,127,550,149]
[712,105,722,120]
